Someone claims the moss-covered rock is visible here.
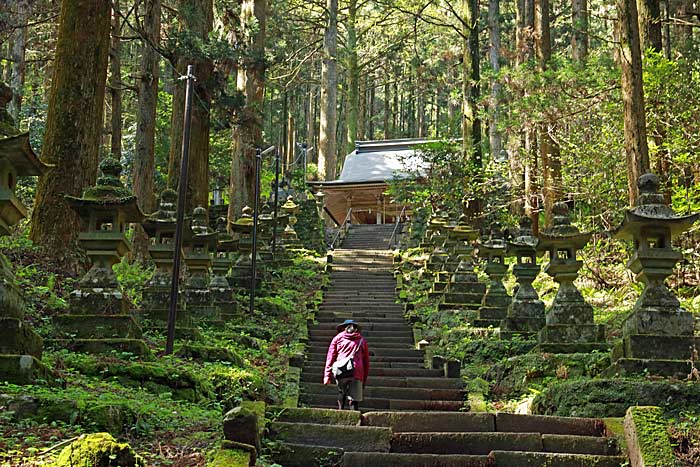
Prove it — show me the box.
[60,354,214,402]
[625,406,680,467]
[54,433,145,467]
[486,353,610,398]
[532,379,700,418]
[176,343,243,365]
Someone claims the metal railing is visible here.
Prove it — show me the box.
[329,208,353,250]
[388,205,407,250]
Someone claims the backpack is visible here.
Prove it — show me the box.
[331,339,364,380]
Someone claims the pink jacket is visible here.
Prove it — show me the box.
[323,331,370,385]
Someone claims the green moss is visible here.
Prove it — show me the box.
[486,353,609,399]
[54,433,145,467]
[532,379,700,418]
[628,406,679,467]
[207,448,250,467]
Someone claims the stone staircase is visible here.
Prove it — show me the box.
[270,226,628,466]
[300,247,464,411]
[339,223,397,249]
[267,407,627,466]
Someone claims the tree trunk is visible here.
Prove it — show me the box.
[383,80,391,139]
[462,0,482,167]
[30,0,111,268]
[536,0,561,228]
[617,0,651,205]
[307,84,317,163]
[168,0,214,213]
[345,0,358,157]
[318,0,338,180]
[661,0,671,58]
[286,92,296,170]
[488,0,503,161]
[132,0,161,262]
[358,74,367,141]
[368,82,375,139]
[637,0,663,52]
[228,0,267,220]
[9,0,29,121]
[109,0,122,159]
[571,0,589,61]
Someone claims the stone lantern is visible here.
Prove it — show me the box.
[535,202,606,353]
[438,211,485,314]
[141,189,188,326]
[57,157,149,356]
[211,216,238,319]
[500,216,546,340]
[606,174,699,377]
[230,206,261,289]
[281,195,303,249]
[183,206,218,320]
[475,222,511,328]
[0,133,53,383]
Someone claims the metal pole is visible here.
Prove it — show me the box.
[250,148,262,315]
[166,64,196,355]
[272,149,280,256]
[302,142,307,182]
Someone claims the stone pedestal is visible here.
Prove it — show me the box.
[534,203,607,353]
[605,174,699,377]
[500,217,545,340]
[55,157,150,358]
[230,207,262,291]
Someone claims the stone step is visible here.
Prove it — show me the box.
[489,451,626,467]
[341,452,491,466]
[363,412,497,433]
[312,318,408,326]
[313,323,413,332]
[299,373,461,389]
[266,406,361,425]
[320,300,400,306]
[306,340,415,350]
[305,354,425,364]
[306,346,422,358]
[301,366,443,378]
[300,393,464,411]
[303,361,425,370]
[315,312,405,320]
[274,443,344,467]
[303,383,464,402]
[309,328,413,337]
[269,421,391,452]
[390,432,619,456]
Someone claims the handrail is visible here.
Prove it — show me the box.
[329,208,353,250]
[388,205,407,249]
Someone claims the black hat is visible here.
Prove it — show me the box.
[336,319,361,332]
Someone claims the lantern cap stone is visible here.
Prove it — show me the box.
[142,189,179,236]
[613,173,699,240]
[538,201,592,249]
[65,156,144,222]
[0,132,52,176]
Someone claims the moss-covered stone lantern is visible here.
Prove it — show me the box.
[230,206,261,289]
[0,132,53,383]
[211,216,238,320]
[606,173,699,377]
[183,206,218,320]
[438,209,485,315]
[141,189,189,326]
[500,216,545,340]
[475,222,511,328]
[281,195,303,249]
[535,202,607,353]
[56,157,150,357]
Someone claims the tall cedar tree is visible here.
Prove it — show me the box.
[30,0,111,268]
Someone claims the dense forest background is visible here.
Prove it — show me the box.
[1,0,700,260]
